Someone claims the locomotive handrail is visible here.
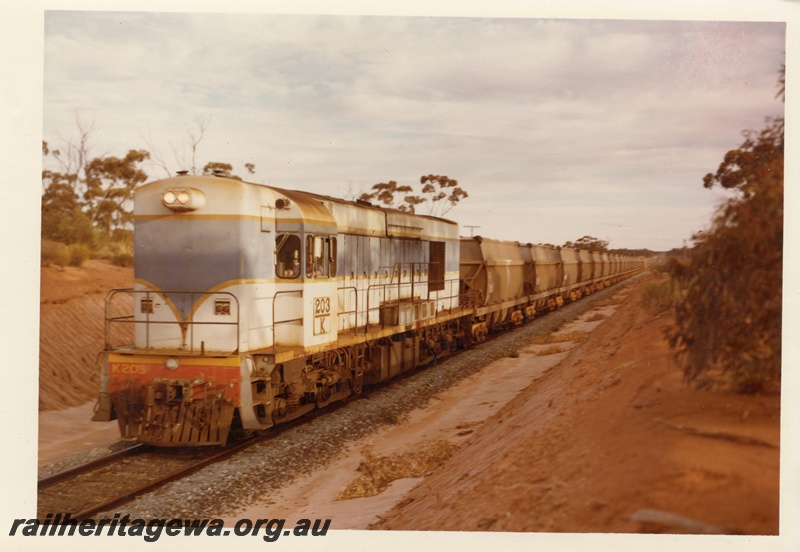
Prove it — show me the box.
[392,261,434,302]
[104,288,240,354]
[271,288,304,349]
[336,285,359,333]
[364,274,462,331]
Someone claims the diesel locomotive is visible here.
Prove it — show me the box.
[93,173,645,445]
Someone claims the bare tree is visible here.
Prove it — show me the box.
[142,116,214,178]
[186,116,211,175]
[48,113,104,198]
[141,132,174,179]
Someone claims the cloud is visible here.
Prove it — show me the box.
[41,12,785,251]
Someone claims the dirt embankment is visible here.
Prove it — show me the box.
[370,276,780,534]
[39,260,133,411]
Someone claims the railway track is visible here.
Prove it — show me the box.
[36,436,264,520]
[37,277,639,521]
[36,397,359,521]
[38,444,148,490]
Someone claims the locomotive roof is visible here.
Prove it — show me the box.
[144,174,458,226]
[266,183,459,227]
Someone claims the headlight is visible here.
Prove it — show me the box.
[162,188,206,212]
[165,357,179,370]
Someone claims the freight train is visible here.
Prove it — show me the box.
[92,173,646,445]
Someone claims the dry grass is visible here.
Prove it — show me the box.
[534,345,566,356]
[455,421,482,430]
[530,331,587,345]
[592,296,623,308]
[337,440,460,500]
[584,312,607,322]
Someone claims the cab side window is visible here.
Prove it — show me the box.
[306,236,318,278]
[276,233,301,278]
[328,237,337,277]
[305,235,338,278]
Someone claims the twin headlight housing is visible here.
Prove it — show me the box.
[162,188,206,212]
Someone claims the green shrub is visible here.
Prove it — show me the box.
[67,243,91,267]
[641,277,679,315]
[112,251,134,267]
[666,116,782,394]
[107,239,134,267]
[40,183,95,245]
[90,234,133,265]
[41,239,69,268]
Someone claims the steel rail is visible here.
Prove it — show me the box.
[43,398,357,521]
[69,436,262,520]
[38,444,148,490]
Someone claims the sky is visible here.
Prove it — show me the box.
[38,6,787,252]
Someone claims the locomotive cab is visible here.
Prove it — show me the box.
[267,187,340,351]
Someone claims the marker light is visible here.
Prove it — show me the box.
[162,188,206,212]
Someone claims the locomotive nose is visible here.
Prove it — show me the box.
[115,378,236,446]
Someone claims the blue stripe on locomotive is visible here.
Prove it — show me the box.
[134,217,268,320]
